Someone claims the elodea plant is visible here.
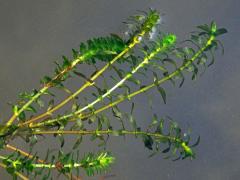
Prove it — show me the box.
[0,9,227,179]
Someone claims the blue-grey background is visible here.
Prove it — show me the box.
[0,0,239,179]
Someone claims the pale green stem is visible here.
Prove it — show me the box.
[31,35,214,128]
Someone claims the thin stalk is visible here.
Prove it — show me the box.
[6,55,86,127]
[19,31,146,127]
[0,153,104,170]
[71,40,171,114]
[32,129,180,142]
[5,144,45,164]
[30,35,215,128]
[5,144,80,180]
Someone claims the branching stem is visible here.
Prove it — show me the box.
[30,35,215,128]
[19,31,146,127]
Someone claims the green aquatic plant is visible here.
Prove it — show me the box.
[0,9,227,179]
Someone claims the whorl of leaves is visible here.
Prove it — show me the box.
[79,34,127,64]
[80,152,114,176]
[0,150,114,178]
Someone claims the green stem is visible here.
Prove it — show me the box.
[32,129,180,143]
[31,35,215,128]
[6,54,86,127]
[72,35,175,114]
[19,31,146,127]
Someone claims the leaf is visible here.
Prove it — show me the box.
[74,71,93,84]
[127,76,141,85]
[73,136,83,150]
[210,21,217,33]
[18,111,26,121]
[36,99,44,108]
[149,62,168,72]
[162,58,177,69]
[12,105,18,115]
[178,71,185,88]
[25,106,37,113]
[191,63,198,80]
[190,136,200,147]
[72,48,79,59]
[40,76,52,84]
[112,106,122,119]
[156,118,164,134]
[62,56,71,68]
[156,85,166,104]
[111,65,124,79]
[47,99,54,111]
[58,135,65,148]
[215,28,227,36]
[197,24,210,33]
[142,135,154,150]
[128,103,137,130]
[208,50,215,67]
[162,145,171,153]
[29,135,38,146]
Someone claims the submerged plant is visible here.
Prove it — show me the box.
[0,9,227,179]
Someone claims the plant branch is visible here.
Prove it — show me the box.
[30,35,215,129]
[5,144,81,180]
[19,31,146,127]
[32,129,180,142]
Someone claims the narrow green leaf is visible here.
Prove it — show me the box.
[156,86,166,104]
[215,28,227,36]
[73,136,83,150]
[142,135,154,150]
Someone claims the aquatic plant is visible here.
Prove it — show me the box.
[0,9,227,179]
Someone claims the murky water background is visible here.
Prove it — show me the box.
[0,0,239,179]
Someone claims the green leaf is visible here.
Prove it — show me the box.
[162,58,177,69]
[215,28,227,36]
[36,99,44,108]
[142,135,154,150]
[12,105,18,115]
[148,113,158,129]
[73,136,83,150]
[190,136,200,147]
[72,49,79,59]
[162,145,171,153]
[127,76,141,85]
[156,118,164,134]
[112,106,122,119]
[210,21,217,33]
[58,135,65,148]
[18,111,26,121]
[197,24,210,33]
[156,86,166,104]
[62,56,71,68]
[25,106,37,113]
[40,76,52,84]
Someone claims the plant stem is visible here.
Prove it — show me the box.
[71,39,172,114]
[19,31,146,127]
[30,35,215,128]
[32,129,180,143]
[5,144,80,180]
[5,144,45,163]
[5,54,87,127]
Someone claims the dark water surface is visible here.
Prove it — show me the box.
[0,0,239,179]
